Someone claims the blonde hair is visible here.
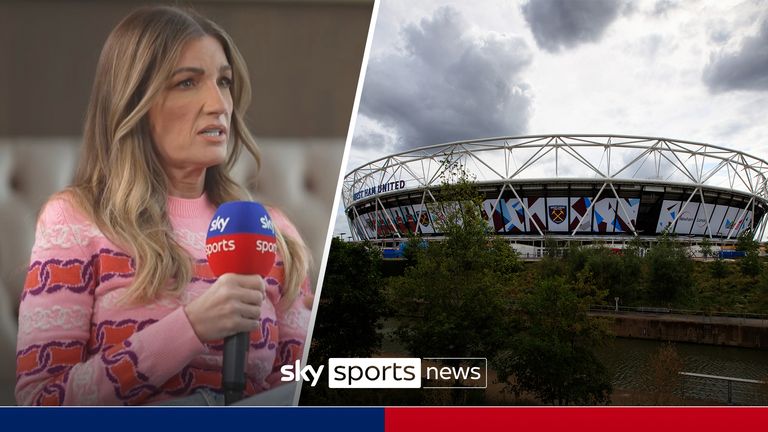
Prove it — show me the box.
[68,6,308,308]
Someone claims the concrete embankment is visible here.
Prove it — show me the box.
[590,312,768,349]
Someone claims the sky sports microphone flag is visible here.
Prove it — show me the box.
[205,201,277,276]
[205,200,277,405]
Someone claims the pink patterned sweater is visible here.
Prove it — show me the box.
[15,193,311,405]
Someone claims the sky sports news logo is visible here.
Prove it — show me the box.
[281,358,487,389]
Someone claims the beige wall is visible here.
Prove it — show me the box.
[0,0,372,137]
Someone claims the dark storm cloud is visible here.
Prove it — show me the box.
[521,0,629,52]
[354,6,534,152]
[352,126,396,151]
[703,19,768,93]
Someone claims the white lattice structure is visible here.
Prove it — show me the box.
[343,135,768,243]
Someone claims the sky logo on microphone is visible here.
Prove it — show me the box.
[260,215,274,232]
[209,215,230,233]
[205,201,277,276]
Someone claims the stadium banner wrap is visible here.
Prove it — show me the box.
[352,194,757,239]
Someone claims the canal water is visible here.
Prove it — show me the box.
[596,338,768,390]
[596,338,768,404]
[382,319,768,404]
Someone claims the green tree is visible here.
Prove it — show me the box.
[543,236,560,258]
[388,160,522,399]
[736,231,761,277]
[645,233,693,303]
[625,236,645,258]
[495,271,612,405]
[402,234,425,268]
[565,245,639,304]
[620,238,646,303]
[710,257,729,281]
[309,238,388,365]
[759,263,768,293]
[489,236,525,275]
[699,237,714,260]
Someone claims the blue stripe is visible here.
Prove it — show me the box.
[0,407,385,431]
[207,201,276,238]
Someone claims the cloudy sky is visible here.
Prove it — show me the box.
[333,0,768,236]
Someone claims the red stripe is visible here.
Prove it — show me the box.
[384,407,768,432]
[206,233,276,276]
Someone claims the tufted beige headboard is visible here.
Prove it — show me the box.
[0,137,344,404]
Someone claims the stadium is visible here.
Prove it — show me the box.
[342,134,768,256]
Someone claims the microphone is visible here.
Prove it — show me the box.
[205,201,277,405]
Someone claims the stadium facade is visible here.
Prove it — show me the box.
[342,135,768,250]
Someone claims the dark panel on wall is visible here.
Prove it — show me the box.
[0,0,372,137]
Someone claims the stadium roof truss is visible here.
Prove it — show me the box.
[343,135,768,241]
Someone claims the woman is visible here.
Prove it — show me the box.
[15,6,312,405]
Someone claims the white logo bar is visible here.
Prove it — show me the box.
[328,358,422,389]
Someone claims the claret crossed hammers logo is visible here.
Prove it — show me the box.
[549,205,566,224]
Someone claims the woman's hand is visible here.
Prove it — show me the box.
[184,273,265,342]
